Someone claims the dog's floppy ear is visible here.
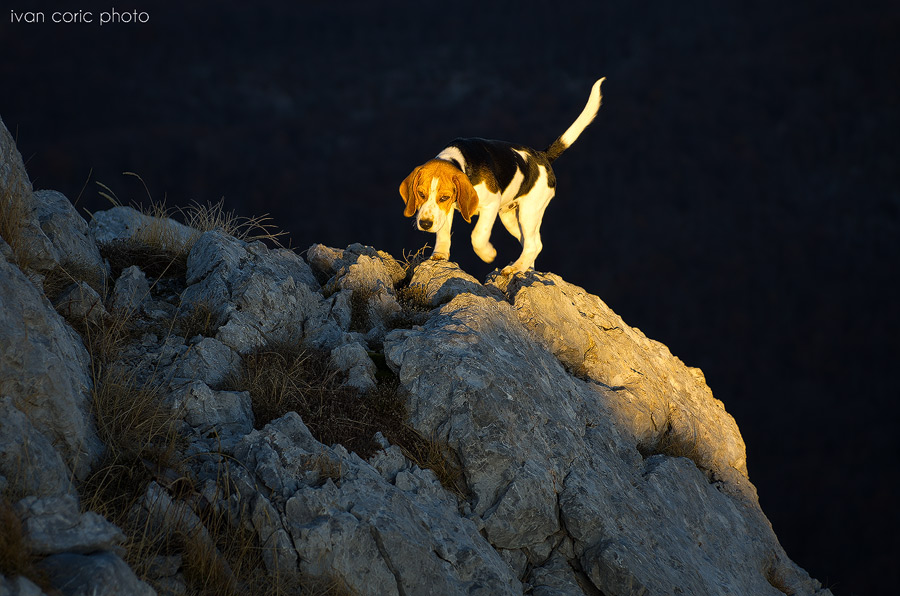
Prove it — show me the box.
[454,172,478,223]
[399,167,422,217]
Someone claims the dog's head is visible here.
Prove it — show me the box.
[399,159,478,232]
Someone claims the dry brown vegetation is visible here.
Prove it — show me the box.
[388,246,435,329]
[41,259,108,303]
[231,344,406,455]
[229,343,466,497]
[174,300,219,340]
[391,283,433,329]
[181,199,286,247]
[94,177,285,281]
[72,295,321,595]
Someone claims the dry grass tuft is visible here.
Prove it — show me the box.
[175,301,220,340]
[305,451,344,487]
[391,284,433,329]
[387,245,436,329]
[91,368,182,467]
[399,245,432,275]
[97,178,196,250]
[79,364,184,548]
[94,179,288,282]
[641,428,702,463]
[131,197,196,253]
[348,288,374,332]
[176,459,307,596]
[74,299,138,370]
[230,346,379,451]
[41,259,108,308]
[396,432,467,498]
[84,456,307,596]
[179,524,241,596]
[638,406,703,467]
[77,304,185,576]
[95,177,193,279]
[100,238,189,281]
[181,199,286,246]
[191,506,296,595]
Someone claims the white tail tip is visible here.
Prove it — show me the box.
[559,77,605,148]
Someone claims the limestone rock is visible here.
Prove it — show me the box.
[384,266,831,596]
[36,551,155,596]
[145,555,186,596]
[181,231,340,353]
[1,129,104,282]
[52,281,107,326]
[0,117,834,595]
[384,291,601,549]
[0,236,14,263]
[0,256,102,480]
[169,380,253,445]
[0,397,74,498]
[111,265,150,313]
[305,242,344,276]
[309,243,408,345]
[329,341,377,391]
[89,204,198,253]
[172,336,241,388]
[307,242,406,290]
[130,481,214,549]
[408,258,496,306]
[233,412,523,595]
[15,494,125,555]
[0,575,46,596]
[528,553,592,596]
[491,271,748,489]
[32,189,107,284]
[0,116,56,272]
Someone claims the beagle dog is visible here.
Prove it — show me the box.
[400,77,604,275]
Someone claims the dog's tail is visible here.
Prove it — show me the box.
[544,77,605,162]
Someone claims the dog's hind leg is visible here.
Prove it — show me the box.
[501,189,554,275]
[499,206,522,242]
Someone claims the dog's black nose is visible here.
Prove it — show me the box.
[419,219,432,231]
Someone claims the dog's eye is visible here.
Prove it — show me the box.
[417,190,425,199]
[439,195,450,202]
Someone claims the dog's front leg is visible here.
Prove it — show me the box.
[431,210,454,260]
[470,195,500,263]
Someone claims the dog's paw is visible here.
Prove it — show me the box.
[473,242,497,264]
[500,263,532,276]
[430,252,449,261]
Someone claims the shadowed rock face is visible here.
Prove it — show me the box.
[1,118,104,483]
[0,116,830,595]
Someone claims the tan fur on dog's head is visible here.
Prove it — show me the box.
[399,160,478,222]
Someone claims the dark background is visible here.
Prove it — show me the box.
[2,1,897,593]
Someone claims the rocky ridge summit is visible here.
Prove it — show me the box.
[0,115,831,595]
